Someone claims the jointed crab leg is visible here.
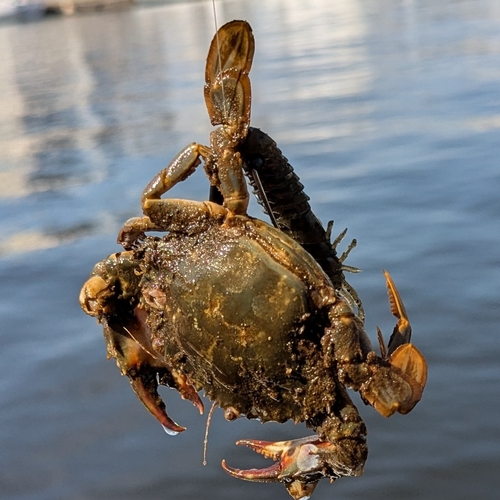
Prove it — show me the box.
[239,128,353,292]
[342,271,427,417]
[102,312,190,435]
[221,394,368,500]
[123,20,255,235]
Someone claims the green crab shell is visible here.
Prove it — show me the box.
[139,218,339,423]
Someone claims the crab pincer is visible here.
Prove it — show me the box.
[222,432,367,500]
[222,437,326,499]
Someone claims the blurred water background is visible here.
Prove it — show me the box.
[1,0,499,498]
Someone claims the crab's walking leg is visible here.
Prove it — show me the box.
[362,272,427,416]
[118,198,229,251]
[327,272,427,417]
[107,311,204,433]
[202,20,254,215]
[204,20,254,135]
[125,20,254,242]
[142,144,209,202]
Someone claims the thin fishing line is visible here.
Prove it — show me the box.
[211,0,228,117]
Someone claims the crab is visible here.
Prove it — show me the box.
[79,20,427,499]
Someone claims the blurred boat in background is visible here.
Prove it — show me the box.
[0,0,18,20]
[0,0,134,20]
[44,0,134,15]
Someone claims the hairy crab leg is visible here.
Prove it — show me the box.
[202,19,254,215]
[102,310,189,434]
[117,20,255,248]
[240,128,349,287]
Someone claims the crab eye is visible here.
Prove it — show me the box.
[79,275,113,316]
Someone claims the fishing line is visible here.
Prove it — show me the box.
[211,0,228,117]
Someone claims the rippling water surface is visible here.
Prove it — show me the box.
[1,1,499,499]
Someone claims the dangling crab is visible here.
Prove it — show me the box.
[79,20,427,499]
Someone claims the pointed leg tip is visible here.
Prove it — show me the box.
[172,371,205,415]
[221,459,239,477]
[222,436,331,486]
[221,458,244,478]
[223,455,319,498]
[235,438,272,447]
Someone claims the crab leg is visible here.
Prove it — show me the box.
[117,200,229,254]
[132,20,255,233]
[361,272,427,416]
[100,312,188,434]
[326,271,427,417]
[108,313,204,433]
[204,19,254,136]
[141,143,209,203]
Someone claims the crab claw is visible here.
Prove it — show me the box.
[222,435,364,500]
[361,271,427,417]
[170,371,204,415]
[102,310,189,434]
[127,365,186,435]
